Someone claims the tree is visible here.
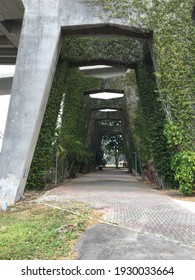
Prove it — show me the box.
[57,133,93,179]
[103,135,124,168]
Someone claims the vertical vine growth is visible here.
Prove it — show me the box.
[89,0,195,195]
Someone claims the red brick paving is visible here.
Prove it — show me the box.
[38,168,195,246]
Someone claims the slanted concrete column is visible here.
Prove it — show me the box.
[0,1,61,206]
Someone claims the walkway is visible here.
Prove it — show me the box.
[38,168,195,259]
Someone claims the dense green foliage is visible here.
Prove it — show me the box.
[61,68,100,143]
[57,68,101,178]
[150,1,195,194]
[103,135,125,168]
[61,37,143,66]
[26,61,68,189]
[171,152,195,195]
[27,61,101,187]
[56,133,94,179]
[135,62,176,187]
[88,0,195,194]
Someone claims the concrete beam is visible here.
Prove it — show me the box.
[2,20,22,34]
[86,109,124,148]
[0,0,23,63]
[0,48,17,57]
[67,59,136,68]
[0,36,14,47]
[61,24,152,40]
[97,123,123,136]
[84,89,124,96]
[90,100,124,111]
[0,77,13,95]
[81,66,128,78]
[0,22,20,47]
[0,57,16,64]
[92,110,123,121]
[0,0,24,20]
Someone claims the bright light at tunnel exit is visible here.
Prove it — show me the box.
[90,92,124,100]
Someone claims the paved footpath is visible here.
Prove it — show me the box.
[38,168,195,259]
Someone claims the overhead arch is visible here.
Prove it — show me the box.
[61,23,152,40]
[66,59,136,68]
[0,0,150,206]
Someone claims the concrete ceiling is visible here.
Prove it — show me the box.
[0,0,23,64]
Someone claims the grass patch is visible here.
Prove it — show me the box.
[0,202,101,260]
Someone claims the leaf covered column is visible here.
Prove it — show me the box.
[26,60,68,189]
[135,61,175,187]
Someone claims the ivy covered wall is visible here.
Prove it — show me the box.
[150,1,195,195]
[135,61,176,187]
[61,68,101,144]
[26,61,68,189]
[86,0,195,195]
[61,37,144,66]
[27,63,101,188]
[27,1,195,195]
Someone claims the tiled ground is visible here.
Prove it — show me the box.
[38,169,195,246]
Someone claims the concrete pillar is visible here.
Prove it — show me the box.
[0,2,61,206]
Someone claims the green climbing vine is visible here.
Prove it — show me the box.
[61,68,101,144]
[57,67,102,179]
[171,151,195,196]
[150,1,195,194]
[27,63,101,188]
[61,37,143,66]
[149,0,195,194]
[26,60,68,189]
[87,0,195,195]
[135,62,176,187]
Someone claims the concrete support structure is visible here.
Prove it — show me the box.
[0,0,149,206]
[81,66,128,79]
[85,99,134,170]
[0,0,23,64]
[0,77,13,95]
[0,0,62,205]
[89,99,124,111]
[86,110,124,147]
[96,123,123,137]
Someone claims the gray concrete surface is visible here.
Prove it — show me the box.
[76,224,195,260]
[38,168,195,259]
[81,66,128,78]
